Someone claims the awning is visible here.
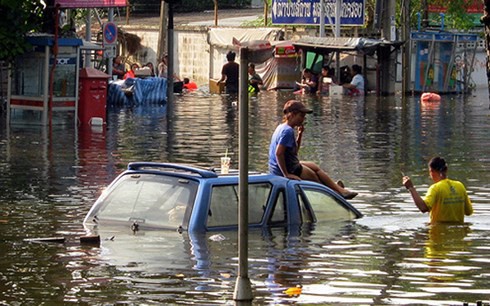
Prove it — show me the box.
[80,40,104,50]
[208,28,280,49]
[292,37,403,55]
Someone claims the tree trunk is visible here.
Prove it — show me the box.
[126,0,130,25]
[482,0,490,101]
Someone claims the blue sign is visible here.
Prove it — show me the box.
[103,22,117,45]
[272,0,365,26]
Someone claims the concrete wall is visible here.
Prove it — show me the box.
[122,25,212,86]
[175,28,210,85]
[118,26,159,73]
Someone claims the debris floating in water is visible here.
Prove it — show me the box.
[80,235,101,245]
[283,284,302,296]
[209,233,226,241]
[24,237,65,243]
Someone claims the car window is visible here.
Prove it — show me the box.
[92,174,197,228]
[302,188,356,221]
[298,190,314,223]
[270,190,286,224]
[207,183,271,228]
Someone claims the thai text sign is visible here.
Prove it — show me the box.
[272,0,365,26]
[55,0,126,8]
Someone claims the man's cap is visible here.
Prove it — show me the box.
[283,100,313,114]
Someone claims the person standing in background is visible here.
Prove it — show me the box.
[295,68,318,94]
[143,62,156,77]
[112,56,126,80]
[158,54,181,81]
[402,156,473,224]
[183,77,198,91]
[124,63,139,79]
[248,63,263,93]
[317,65,336,95]
[157,55,168,78]
[217,51,239,94]
[343,64,364,96]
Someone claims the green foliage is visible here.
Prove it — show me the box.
[0,0,44,63]
[396,0,482,31]
[129,0,252,14]
[175,0,252,12]
[439,0,476,30]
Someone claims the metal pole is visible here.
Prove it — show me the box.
[167,2,174,122]
[107,8,114,77]
[43,45,50,125]
[319,0,325,37]
[233,47,253,302]
[85,8,92,68]
[335,0,341,37]
[379,0,396,95]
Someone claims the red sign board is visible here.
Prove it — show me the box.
[428,0,483,13]
[55,0,127,8]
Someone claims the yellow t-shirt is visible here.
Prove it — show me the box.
[424,178,473,224]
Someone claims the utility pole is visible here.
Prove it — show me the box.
[401,0,410,95]
[157,1,167,62]
[319,0,325,37]
[379,0,396,95]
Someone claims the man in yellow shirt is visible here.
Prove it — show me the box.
[402,156,473,224]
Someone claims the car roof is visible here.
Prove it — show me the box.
[126,162,273,181]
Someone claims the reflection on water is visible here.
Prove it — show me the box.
[0,89,489,304]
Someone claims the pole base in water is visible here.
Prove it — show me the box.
[233,276,253,301]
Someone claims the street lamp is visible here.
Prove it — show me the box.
[234,41,273,302]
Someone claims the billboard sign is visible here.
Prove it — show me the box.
[272,0,365,26]
[55,0,127,8]
[428,0,482,13]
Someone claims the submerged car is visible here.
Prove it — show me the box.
[83,162,362,233]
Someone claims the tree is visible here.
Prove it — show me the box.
[395,0,478,31]
[0,0,44,63]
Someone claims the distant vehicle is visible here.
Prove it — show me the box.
[83,162,362,233]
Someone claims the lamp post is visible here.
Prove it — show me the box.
[233,41,273,302]
[234,46,253,302]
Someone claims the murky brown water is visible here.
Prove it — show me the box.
[1,89,489,305]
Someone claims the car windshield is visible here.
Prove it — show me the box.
[89,173,198,229]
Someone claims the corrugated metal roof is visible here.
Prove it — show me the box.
[292,37,401,53]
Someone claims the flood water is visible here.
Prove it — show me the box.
[1,88,489,305]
